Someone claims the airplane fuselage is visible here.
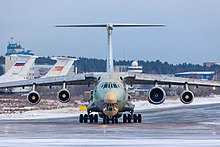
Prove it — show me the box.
[88,74,129,117]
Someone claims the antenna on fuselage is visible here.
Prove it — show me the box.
[55,23,165,72]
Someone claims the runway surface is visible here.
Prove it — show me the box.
[1,103,220,146]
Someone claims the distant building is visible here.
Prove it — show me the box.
[114,65,127,72]
[203,62,220,67]
[174,71,215,80]
[127,61,143,73]
[114,60,143,73]
[34,64,53,78]
[5,38,34,72]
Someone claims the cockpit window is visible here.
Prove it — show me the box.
[99,82,121,89]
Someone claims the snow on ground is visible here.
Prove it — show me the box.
[0,106,89,120]
[1,139,220,147]
[1,95,220,120]
[133,95,220,111]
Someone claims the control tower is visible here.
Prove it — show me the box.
[5,37,34,72]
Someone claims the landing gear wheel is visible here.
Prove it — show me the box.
[128,114,132,123]
[84,114,88,123]
[79,114,84,123]
[123,114,127,123]
[94,114,98,123]
[114,117,118,124]
[112,118,115,124]
[103,116,106,124]
[106,117,110,124]
[137,114,142,123]
[133,114,138,123]
[89,114,94,123]
[103,116,109,124]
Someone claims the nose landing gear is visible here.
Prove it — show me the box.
[103,116,119,124]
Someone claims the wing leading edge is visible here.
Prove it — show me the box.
[124,73,220,87]
[0,73,97,89]
[0,72,220,89]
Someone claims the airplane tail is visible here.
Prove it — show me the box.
[43,57,77,78]
[1,55,37,82]
[55,23,165,72]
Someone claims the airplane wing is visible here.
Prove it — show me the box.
[124,73,220,87]
[0,73,97,89]
[1,72,220,88]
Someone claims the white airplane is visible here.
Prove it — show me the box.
[43,57,77,78]
[0,55,37,93]
[1,23,220,124]
[0,55,37,82]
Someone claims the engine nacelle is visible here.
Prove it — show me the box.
[57,89,70,103]
[27,91,40,104]
[180,90,194,104]
[148,86,166,105]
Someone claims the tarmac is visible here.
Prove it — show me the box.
[1,103,220,146]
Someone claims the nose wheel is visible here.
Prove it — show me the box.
[103,116,118,124]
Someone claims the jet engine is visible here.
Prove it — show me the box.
[148,86,166,105]
[57,89,70,103]
[180,90,194,104]
[27,91,40,104]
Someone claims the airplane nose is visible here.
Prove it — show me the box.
[103,91,118,116]
[104,91,117,103]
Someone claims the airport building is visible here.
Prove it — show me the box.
[5,38,34,73]
[114,60,143,73]
[127,61,143,73]
[203,62,220,67]
[174,71,216,80]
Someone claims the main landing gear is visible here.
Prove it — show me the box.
[123,114,142,123]
[79,113,142,124]
[79,114,98,123]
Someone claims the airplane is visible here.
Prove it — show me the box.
[0,55,76,93]
[42,57,77,78]
[0,55,37,93]
[1,23,220,124]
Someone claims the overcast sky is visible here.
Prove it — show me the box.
[0,0,220,64]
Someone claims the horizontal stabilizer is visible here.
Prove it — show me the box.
[55,23,165,28]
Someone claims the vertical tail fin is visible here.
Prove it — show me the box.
[43,57,77,78]
[55,23,165,72]
[0,55,37,82]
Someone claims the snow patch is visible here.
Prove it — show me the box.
[133,95,220,111]
[1,95,220,120]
